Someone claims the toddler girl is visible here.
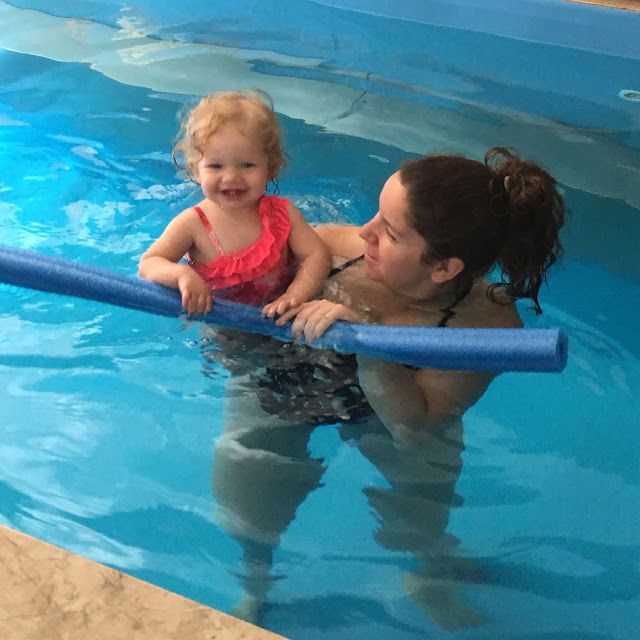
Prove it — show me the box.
[138,90,330,317]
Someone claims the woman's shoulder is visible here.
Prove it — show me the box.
[451,280,523,329]
[382,279,523,330]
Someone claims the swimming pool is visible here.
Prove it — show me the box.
[1,1,639,638]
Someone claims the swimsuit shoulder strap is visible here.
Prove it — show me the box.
[328,254,364,278]
[437,280,473,327]
[193,206,224,256]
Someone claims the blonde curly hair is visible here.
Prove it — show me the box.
[173,90,285,181]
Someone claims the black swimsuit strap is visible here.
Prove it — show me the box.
[327,254,365,278]
[437,279,473,327]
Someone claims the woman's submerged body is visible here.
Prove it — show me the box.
[210,253,509,627]
[210,148,564,628]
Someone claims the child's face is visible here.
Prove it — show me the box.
[192,124,270,212]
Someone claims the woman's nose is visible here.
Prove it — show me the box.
[359,215,379,243]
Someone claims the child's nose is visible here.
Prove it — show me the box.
[222,167,240,181]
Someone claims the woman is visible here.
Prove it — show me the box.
[210,147,565,627]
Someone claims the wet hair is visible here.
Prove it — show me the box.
[172,89,285,182]
[399,147,565,314]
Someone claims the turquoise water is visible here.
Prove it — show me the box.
[1,3,640,639]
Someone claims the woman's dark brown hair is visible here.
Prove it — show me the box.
[399,147,565,314]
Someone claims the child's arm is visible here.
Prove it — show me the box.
[262,203,331,318]
[138,211,212,315]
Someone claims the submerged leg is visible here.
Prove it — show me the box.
[212,379,325,623]
[343,418,483,629]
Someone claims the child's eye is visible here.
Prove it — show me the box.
[240,162,256,169]
[208,163,222,169]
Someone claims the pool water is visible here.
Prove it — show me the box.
[1,2,639,639]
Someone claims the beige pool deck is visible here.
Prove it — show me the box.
[0,526,285,640]
[565,0,640,9]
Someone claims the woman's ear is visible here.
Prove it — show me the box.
[430,257,465,284]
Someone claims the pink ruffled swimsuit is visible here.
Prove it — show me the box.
[188,195,294,305]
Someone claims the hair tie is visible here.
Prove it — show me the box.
[503,175,511,192]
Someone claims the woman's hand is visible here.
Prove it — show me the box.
[177,267,212,315]
[275,299,362,342]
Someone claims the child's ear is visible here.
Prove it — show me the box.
[189,162,200,184]
[268,160,281,183]
[430,257,465,284]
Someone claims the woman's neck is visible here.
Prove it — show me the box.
[400,278,461,309]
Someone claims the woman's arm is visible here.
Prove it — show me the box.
[263,204,331,317]
[359,284,522,441]
[356,357,494,445]
[138,211,212,314]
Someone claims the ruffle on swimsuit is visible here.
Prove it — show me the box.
[188,195,293,305]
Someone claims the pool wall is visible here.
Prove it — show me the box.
[310,0,640,57]
[1,0,638,211]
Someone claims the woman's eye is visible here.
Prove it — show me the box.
[386,228,398,242]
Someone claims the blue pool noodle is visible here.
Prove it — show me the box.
[0,245,567,372]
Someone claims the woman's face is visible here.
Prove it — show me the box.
[359,172,437,298]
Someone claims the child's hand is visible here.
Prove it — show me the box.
[261,293,301,319]
[274,299,362,343]
[177,268,212,316]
